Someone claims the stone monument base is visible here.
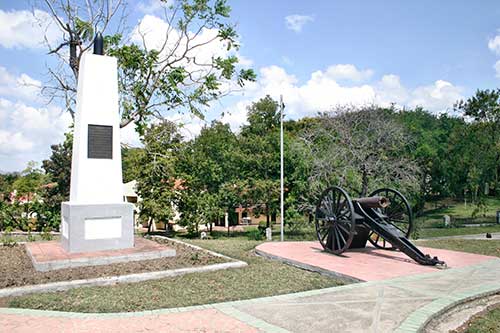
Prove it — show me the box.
[26,237,175,271]
[61,202,134,253]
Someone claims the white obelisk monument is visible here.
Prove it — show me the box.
[61,33,134,253]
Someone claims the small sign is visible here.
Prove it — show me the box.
[88,124,113,159]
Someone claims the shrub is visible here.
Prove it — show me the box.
[247,228,264,241]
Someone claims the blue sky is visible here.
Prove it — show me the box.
[0,0,499,172]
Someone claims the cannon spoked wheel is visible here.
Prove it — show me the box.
[315,186,356,254]
[368,188,413,250]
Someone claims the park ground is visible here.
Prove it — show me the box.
[0,198,500,332]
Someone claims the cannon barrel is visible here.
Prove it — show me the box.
[354,196,390,208]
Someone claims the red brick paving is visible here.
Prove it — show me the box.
[256,241,496,281]
[26,237,171,263]
[0,309,260,333]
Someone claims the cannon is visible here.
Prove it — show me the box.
[315,186,445,266]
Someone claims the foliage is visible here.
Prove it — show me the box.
[455,89,500,195]
[246,228,264,240]
[301,106,421,211]
[39,0,255,135]
[1,227,17,247]
[135,121,184,230]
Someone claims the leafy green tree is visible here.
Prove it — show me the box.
[455,89,500,193]
[135,121,184,231]
[238,96,281,227]
[122,147,143,183]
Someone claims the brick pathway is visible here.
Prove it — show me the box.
[255,241,494,281]
[2,243,500,332]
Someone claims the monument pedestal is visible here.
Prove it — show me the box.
[61,202,134,253]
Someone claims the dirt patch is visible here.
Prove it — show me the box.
[0,237,228,289]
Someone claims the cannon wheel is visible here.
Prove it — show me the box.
[367,188,413,250]
[315,186,356,254]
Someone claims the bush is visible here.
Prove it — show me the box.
[247,228,264,241]
[257,221,267,235]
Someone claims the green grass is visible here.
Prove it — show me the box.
[462,305,500,333]
[415,197,500,229]
[417,239,500,257]
[417,225,500,239]
[6,236,344,313]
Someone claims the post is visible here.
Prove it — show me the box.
[280,95,285,242]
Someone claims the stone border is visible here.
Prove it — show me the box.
[255,246,363,283]
[0,237,247,298]
[26,245,176,272]
[395,283,500,333]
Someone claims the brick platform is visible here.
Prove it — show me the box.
[25,237,175,271]
[256,241,496,282]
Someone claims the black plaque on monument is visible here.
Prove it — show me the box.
[88,124,113,159]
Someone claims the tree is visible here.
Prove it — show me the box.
[176,121,240,233]
[455,89,500,193]
[42,131,73,200]
[303,106,421,201]
[135,120,184,232]
[238,96,281,227]
[39,0,255,133]
[9,162,49,231]
[38,0,127,117]
[122,147,143,183]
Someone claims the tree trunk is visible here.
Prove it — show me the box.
[361,167,369,197]
[266,204,270,228]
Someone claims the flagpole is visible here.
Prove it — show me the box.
[280,95,285,242]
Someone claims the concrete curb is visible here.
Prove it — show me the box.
[255,246,363,284]
[0,237,248,298]
[395,283,500,333]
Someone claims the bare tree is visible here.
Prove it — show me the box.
[35,0,127,119]
[302,105,421,200]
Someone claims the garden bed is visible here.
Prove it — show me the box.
[0,237,228,289]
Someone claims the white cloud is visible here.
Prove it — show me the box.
[495,60,500,78]
[130,14,246,82]
[220,64,463,130]
[325,64,374,83]
[0,99,71,171]
[0,9,59,50]
[0,130,33,154]
[409,80,462,111]
[285,14,314,33]
[488,34,500,55]
[0,66,41,101]
[0,67,70,171]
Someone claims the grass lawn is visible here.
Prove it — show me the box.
[417,239,500,257]
[415,197,500,229]
[4,237,344,313]
[460,305,500,333]
[417,225,500,239]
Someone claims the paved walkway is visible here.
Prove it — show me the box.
[1,251,500,332]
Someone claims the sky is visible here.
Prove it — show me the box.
[0,0,500,172]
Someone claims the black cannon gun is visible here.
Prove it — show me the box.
[315,186,445,266]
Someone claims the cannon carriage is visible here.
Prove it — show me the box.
[315,186,445,266]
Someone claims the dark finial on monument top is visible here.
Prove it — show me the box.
[93,32,104,55]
